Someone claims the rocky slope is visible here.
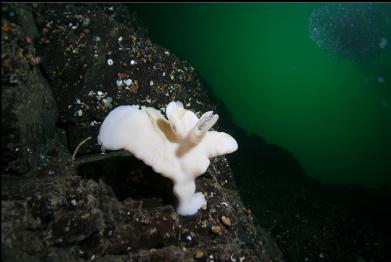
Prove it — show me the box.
[1,4,283,262]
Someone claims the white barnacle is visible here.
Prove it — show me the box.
[124,79,132,86]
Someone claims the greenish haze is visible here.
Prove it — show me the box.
[133,3,391,187]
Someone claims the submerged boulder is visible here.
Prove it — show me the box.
[1,4,65,176]
[309,3,390,63]
[1,4,283,261]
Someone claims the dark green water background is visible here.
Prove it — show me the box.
[133,3,391,187]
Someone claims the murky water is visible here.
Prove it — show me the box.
[133,3,391,187]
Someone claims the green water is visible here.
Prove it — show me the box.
[133,3,391,187]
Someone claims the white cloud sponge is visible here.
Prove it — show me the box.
[97,101,238,216]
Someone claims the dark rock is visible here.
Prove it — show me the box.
[309,3,390,64]
[2,3,283,262]
[1,4,63,176]
[34,3,212,156]
[15,4,39,39]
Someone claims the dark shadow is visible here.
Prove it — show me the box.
[77,156,177,208]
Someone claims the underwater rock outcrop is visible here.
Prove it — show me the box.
[1,4,283,261]
[34,3,213,156]
[1,4,61,175]
[309,3,390,63]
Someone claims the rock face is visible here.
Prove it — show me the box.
[1,4,283,261]
[34,3,212,156]
[1,4,60,175]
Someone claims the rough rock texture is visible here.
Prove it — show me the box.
[2,4,283,261]
[2,157,283,261]
[34,3,212,156]
[1,4,62,175]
